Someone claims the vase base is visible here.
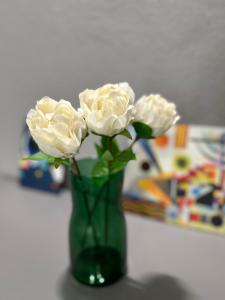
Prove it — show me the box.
[70,246,126,287]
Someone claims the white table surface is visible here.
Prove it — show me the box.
[1,174,225,300]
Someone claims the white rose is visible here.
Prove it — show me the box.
[134,94,180,137]
[26,96,87,158]
[79,82,135,136]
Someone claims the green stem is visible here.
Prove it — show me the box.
[81,190,99,247]
[71,157,81,176]
[104,136,113,244]
[71,157,99,246]
[81,183,107,246]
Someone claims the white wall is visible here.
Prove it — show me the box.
[0,0,225,175]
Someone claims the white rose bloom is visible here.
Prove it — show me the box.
[134,94,180,137]
[79,82,135,136]
[26,96,87,158]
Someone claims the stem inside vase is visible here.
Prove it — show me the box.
[69,158,127,287]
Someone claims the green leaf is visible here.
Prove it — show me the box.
[109,148,136,174]
[111,160,128,173]
[23,151,70,168]
[92,160,109,177]
[93,141,136,176]
[54,158,70,168]
[115,148,136,162]
[54,160,60,168]
[23,151,55,163]
[119,129,132,140]
[60,159,70,167]
[132,122,153,139]
[101,150,114,161]
[92,150,113,177]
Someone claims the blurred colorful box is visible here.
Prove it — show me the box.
[123,124,225,235]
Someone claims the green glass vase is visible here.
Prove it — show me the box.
[69,159,127,287]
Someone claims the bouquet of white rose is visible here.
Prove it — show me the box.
[25,82,179,176]
[24,82,179,287]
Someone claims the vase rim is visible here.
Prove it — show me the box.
[70,157,124,179]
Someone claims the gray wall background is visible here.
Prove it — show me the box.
[0,0,225,175]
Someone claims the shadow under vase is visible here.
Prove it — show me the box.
[58,270,195,300]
